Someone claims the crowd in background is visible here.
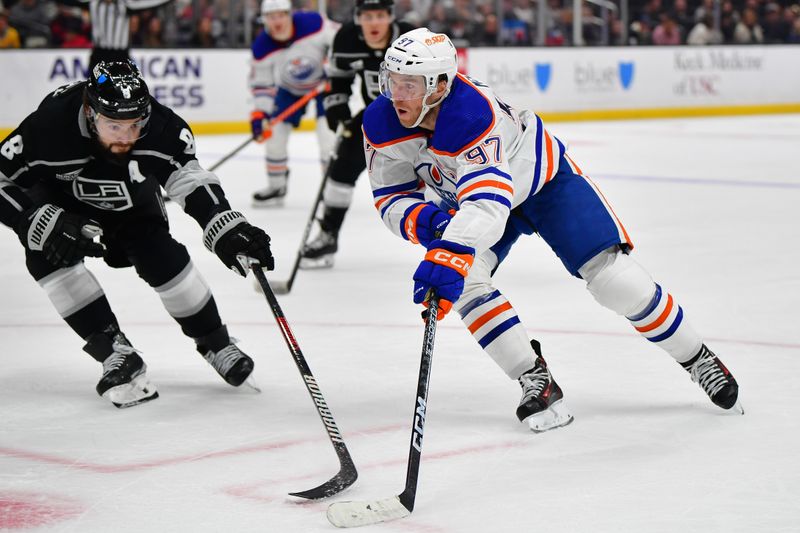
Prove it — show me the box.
[1,0,799,49]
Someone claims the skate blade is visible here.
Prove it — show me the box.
[299,255,335,269]
[251,197,286,208]
[103,373,159,409]
[731,399,745,415]
[523,399,574,433]
[241,376,261,393]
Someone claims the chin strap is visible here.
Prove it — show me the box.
[408,87,450,128]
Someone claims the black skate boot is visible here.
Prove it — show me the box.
[681,344,742,413]
[300,206,345,269]
[84,329,158,409]
[252,184,287,207]
[300,226,338,269]
[196,325,257,389]
[516,340,573,432]
[252,171,288,207]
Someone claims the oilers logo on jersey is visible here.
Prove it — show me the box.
[280,56,324,91]
[415,162,458,209]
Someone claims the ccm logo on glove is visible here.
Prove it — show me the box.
[426,249,472,275]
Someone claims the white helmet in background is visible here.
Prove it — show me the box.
[261,0,291,14]
[379,28,458,128]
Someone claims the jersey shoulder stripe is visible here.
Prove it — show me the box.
[252,30,282,60]
[363,96,426,148]
[292,11,323,39]
[251,14,323,60]
[428,75,495,157]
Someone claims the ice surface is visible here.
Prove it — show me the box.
[1,114,798,532]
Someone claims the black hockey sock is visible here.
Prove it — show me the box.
[321,206,347,234]
[172,297,224,339]
[64,296,120,341]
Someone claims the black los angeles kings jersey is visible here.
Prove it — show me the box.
[327,20,415,106]
[0,81,231,232]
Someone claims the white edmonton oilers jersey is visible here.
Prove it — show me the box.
[249,12,338,112]
[362,74,568,254]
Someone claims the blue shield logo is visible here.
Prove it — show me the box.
[535,63,551,92]
[618,62,634,90]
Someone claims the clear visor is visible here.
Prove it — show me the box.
[378,64,429,102]
[94,113,149,142]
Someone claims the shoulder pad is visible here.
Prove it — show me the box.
[333,22,360,45]
[292,11,323,39]
[252,30,281,60]
[363,96,426,148]
[37,80,85,113]
[428,75,495,156]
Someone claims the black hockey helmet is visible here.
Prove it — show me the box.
[355,0,394,16]
[85,60,151,121]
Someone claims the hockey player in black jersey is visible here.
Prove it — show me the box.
[0,61,274,408]
[299,0,415,268]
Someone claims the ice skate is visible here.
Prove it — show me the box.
[89,333,158,409]
[197,326,258,390]
[251,184,287,207]
[516,340,573,432]
[682,344,743,414]
[299,226,338,269]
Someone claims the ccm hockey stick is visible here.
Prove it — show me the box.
[250,261,358,499]
[327,296,440,527]
[207,82,327,173]
[270,124,350,295]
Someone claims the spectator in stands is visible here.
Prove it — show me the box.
[8,0,53,47]
[50,4,89,47]
[0,5,22,47]
[638,0,663,30]
[693,0,714,24]
[672,0,692,36]
[719,0,739,42]
[686,13,723,44]
[733,6,764,43]
[790,16,800,42]
[427,3,449,34]
[472,12,499,45]
[628,20,652,45]
[762,2,790,43]
[652,10,682,45]
[141,11,164,46]
[190,14,214,47]
[60,12,91,46]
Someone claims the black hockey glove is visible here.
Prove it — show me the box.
[323,92,351,132]
[15,204,104,268]
[203,210,274,276]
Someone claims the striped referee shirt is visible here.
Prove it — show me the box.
[82,0,170,50]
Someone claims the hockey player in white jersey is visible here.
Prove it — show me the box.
[249,0,338,206]
[363,28,742,432]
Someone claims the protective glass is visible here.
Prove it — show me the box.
[93,113,149,142]
[378,64,428,102]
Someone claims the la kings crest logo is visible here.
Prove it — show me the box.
[73,176,133,211]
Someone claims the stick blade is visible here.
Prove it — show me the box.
[327,496,411,528]
[289,464,357,500]
[270,280,291,295]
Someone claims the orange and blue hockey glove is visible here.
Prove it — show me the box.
[250,110,268,142]
[413,239,474,319]
[402,202,453,248]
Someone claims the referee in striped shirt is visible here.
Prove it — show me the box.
[75,0,171,69]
